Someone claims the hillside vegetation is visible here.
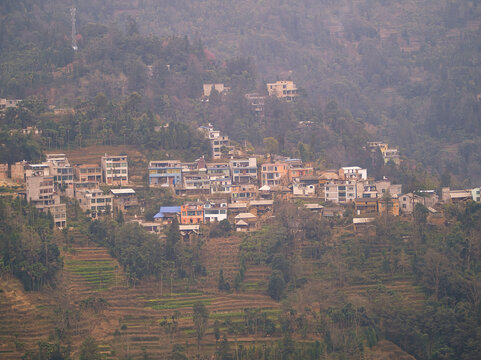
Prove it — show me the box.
[1,1,481,359]
[2,197,481,359]
[1,0,480,182]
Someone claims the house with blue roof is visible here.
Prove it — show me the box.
[153,206,181,224]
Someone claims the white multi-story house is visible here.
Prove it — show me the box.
[204,200,228,223]
[339,166,367,181]
[101,154,128,185]
[324,179,357,204]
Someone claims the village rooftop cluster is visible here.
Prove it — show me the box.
[2,123,480,236]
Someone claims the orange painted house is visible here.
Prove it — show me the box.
[180,203,204,224]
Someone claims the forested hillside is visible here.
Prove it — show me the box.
[2,1,481,359]
[2,0,480,182]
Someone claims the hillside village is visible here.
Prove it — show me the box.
[2,1,481,358]
[2,81,481,360]
[2,115,480,238]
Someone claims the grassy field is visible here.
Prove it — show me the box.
[64,258,116,291]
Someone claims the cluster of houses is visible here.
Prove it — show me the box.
[2,129,481,236]
[4,154,137,228]
[202,80,298,118]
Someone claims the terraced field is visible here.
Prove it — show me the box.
[65,257,117,291]
[201,235,242,288]
[59,235,280,359]
[0,276,56,360]
[0,226,423,359]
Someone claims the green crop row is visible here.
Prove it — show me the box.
[143,292,204,301]
[148,299,213,310]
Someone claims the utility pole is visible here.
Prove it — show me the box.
[70,7,78,51]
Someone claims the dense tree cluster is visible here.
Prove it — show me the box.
[237,200,481,359]
[0,198,61,291]
[89,218,204,284]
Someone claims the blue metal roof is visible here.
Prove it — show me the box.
[153,206,181,219]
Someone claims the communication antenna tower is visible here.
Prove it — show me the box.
[70,7,78,51]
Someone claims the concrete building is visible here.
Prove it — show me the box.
[26,174,66,228]
[178,172,211,195]
[261,163,289,186]
[207,163,232,194]
[267,80,298,101]
[207,163,231,177]
[324,179,357,204]
[382,148,401,165]
[76,188,113,218]
[73,181,99,197]
[204,199,228,223]
[211,135,232,160]
[367,142,389,153]
[231,184,258,202]
[148,160,182,187]
[293,182,316,197]
[101,154,128,185]
[209,176,232,195]
[132,220,163,234]
[339,166,367,181]
[357,181,378,199]
[378,197,400,216]
[230,158,258,184]
[110,188,137,211]
[288,165,314,182]
[198,125,233,160]
[366,142,401,164]
[181,203,204,224]
[355,198,378,215]
[375,180,402,197]
[26,175,56,208]
[75,164,102,183]
[442,187,479,203]
[25,163,50,178]
[47,203,68,229]
[45,154,74,192]
[399,192,439,214]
